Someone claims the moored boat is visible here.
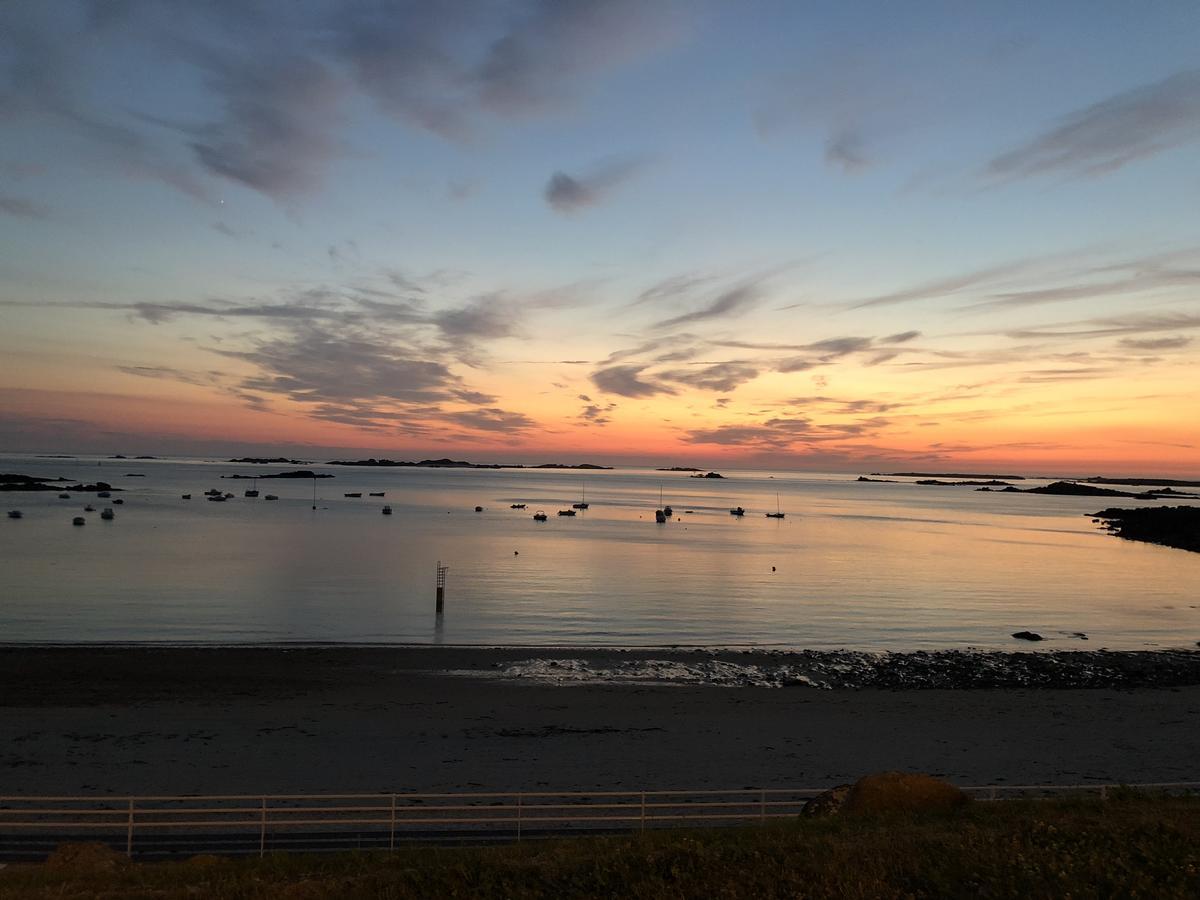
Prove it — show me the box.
[381,505,392,515]
[7,510,22,519]
[100,508,114,520]
[533,510,548,521]
[729,506,745,516]
[72,516,85,526]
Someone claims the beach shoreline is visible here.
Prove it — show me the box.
[3,646,1199,797]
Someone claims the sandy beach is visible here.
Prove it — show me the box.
[3,646,1199,797]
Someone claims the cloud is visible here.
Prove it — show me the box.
[544,157,644,213]
[433,295,519,341]
[1118,336,1191,351]
[591,364,675,398]
[631,272,718,307]
[579,399,617,426]
[660,362,760,392]
[474,0,684,116]
[986,69,1200,179]
[0,193,48,219]
[686,416,885,450]
[882,330,921,344]
[1005,311,1200,341]
[187,52,346,200]
[847,258,1045,309]
[652,283,760,330]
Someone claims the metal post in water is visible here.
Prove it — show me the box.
[435,561,448,613]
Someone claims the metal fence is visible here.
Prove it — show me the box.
[1,782,1197,861]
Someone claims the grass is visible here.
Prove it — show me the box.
[1,796,1197,899]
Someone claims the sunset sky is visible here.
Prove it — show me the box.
[2,1,1198,473]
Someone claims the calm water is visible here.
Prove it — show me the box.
[2,454,1198,650]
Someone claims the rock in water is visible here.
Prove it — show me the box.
[843,772,969,815]
[1012,631,1044,641]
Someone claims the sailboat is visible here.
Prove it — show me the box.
[572,482,589,509]
[244,476,259,498]
[655,484,668,523]
[765,493,785,518]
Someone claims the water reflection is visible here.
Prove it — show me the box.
[1,455,1197,649]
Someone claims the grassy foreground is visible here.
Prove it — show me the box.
[1,797,1197,899]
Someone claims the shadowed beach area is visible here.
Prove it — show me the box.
[3,646,1199,797]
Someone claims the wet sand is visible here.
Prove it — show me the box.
[2,647,1198,796]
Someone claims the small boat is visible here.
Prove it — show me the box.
[97,491,111,498]
[7,510,22,519]
[344,492,362,498]
[72,516,86,526]
[510,503,526,509]
[557,508,576,516]
[84,505,96,512]
[244,477,259,498]
[655,509,667,523]
[223,492,235,499]
[207,494,227,502]
[100,508,114,520]
[475,505,484,512]
[58,493,70,499]
[381,505,392,515]
[657,485,671,519]
[181,494,191,500]
[572,483,589,510]
[533,510,548,521]
[112,498,124,504]
[369,492,385,497]
[765,493,785,519]
[264,494,279,501]
[663,505,673,517]
[730,507,745,516]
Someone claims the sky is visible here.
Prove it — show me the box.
[1,0,1198,474]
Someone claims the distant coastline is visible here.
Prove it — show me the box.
[325,458,613,470]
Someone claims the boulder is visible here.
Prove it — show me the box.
[801,784,851,817]
[1012,631,1044,641]
[842,772,969,815]
[43,841,129,873]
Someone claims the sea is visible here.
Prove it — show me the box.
[1,454,1197,650]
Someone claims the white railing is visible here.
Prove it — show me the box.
[1,782,1197,859]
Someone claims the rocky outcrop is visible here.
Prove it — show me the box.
[1092,506,1200,554]
[801,784,851,817]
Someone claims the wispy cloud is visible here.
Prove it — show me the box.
[544,157,645,213]
[651,283,760,330]
[591,364,675,398]
[1118,336,1191,351]
[986,69,1200,179]
[0,193,48,219]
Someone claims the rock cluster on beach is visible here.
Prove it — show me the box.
[475,648,1200,691]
